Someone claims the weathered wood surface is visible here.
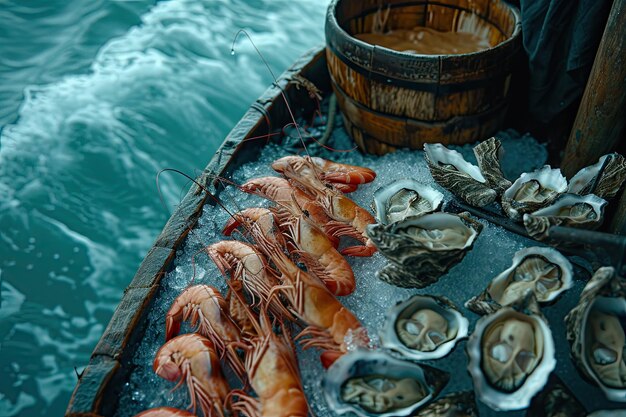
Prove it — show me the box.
[561,0,626,179]
[326,0,521,154]
[65,46,330,416]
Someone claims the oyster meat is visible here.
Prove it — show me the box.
[502,165,568,220]
[366,212,482,288]
[381,295,469,360]
[565,267,626,402]
[523,193,607,240]
[568,153,626,199]
[473,137,512,194]
[466,247,573,315]
[466,293,556,411]
[424,143,497,207]
[323,349,449,417]
[372,179,444,225]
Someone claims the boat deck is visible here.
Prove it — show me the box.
[66,47,623,417]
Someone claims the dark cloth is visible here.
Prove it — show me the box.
[519,0,611,123]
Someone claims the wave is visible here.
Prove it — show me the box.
[0,0,328,415]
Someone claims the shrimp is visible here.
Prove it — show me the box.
[272,155,376,187]
[165,285,246,383]
[227,287,308,417]
[222,207,285,247]
[239,176,339,247]
[205,240,291,321]
[134,408,196,417]
[278,159,377,257]
[223,207,355,296]
[154,334,230,417]
[255,233,369,367]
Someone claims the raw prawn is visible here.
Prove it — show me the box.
[254,232,369,367]
[134,407,196,417]
[272,155,376,188]
[239,176,339,247]
[205,240,291,320]
[227,287,308,417]
[279,159,377,257]
[224,207,356,296]
[154,334,230,417]
[165,284,246,383]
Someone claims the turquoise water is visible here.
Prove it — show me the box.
[0,1,328,415]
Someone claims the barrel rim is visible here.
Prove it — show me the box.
[326,0,522,61]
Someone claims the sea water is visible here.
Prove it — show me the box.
[0,1,329,415]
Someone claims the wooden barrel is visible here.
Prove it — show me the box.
[325,0,522,155]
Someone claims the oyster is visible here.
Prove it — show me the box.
[323,349,449,417]
[523,194,607,240]
[372,179,444,224]
[424,143,497,207]
[380,295,469,360]
[466,293,556,411]
[525,374,586,417]
[473,137,512,194]
[501,166,568,220]
[568,153,626,199]
[413,391,478,417]
[565,267,626,402]
[466,247,573,315]
[366,212,482,288]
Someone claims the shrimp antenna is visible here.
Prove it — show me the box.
[231,29,312,159]
[156,168,259,287]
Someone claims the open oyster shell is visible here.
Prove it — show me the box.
[366,212,482,288]
[466,247,573,315]
[424,143,497,207]
[523,193,607,240]
[322,349,449,417]
[473,137,512,195]
[568,153,626,199]
[413,391,478,417]
[502,166,568,220]
[466,293,556,411]
[372,179,444,225]
[380,295,469,360]
[525,374,587,417]
[564,267,626,402]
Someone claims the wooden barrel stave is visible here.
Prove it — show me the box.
[326,0,521,153]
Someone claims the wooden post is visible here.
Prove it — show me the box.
[560,0,626,179]
[610,188,626,235]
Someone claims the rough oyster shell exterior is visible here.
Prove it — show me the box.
[366,212,482,288]
[525,374,586,417]
[466,247,573,315]
[413,391,478,417]
[424,143,497,207]
[322,349,449,417]
[380,295,469,360]
[523,193,607,240]
[372,179,444,225]
[568,153,626,199]
[564,267,626,402]
[501,165,568,220]
[473,137,512,195]
[466,293,556,411]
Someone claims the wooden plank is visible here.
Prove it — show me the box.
[65,357,119,416]
[561,0,626,178]
[92,286,155,359]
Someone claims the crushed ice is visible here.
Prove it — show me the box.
[115,121,614,416]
